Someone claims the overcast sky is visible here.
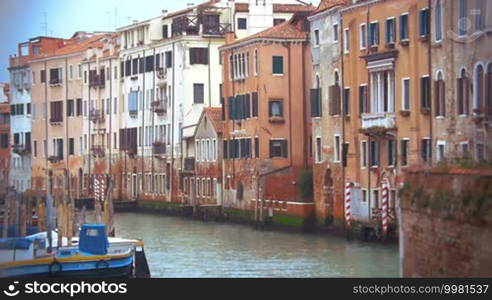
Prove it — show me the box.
[0,0,320,83]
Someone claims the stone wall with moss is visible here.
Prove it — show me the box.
[400,168,492,277]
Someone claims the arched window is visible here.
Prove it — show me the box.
[229,55,233,79]
[237,181,244,201]
[435,0,442,41]
[316,74,320,89]
[254,49,259,75]
[435,71,445,117]
[457,68,469,115]
[474,64,485,113]
[334,71,340,86]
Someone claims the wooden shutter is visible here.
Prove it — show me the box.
[252,92,258,117]
[282,140,288,158]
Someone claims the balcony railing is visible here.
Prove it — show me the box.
[49,79,62,86]
[48,155,62,163]
[89,75,105,88]
[89,109,105,123]
[203,23,232,36]
[183,157,195,172]
[153,142,166,156]
[152,100,167,115]
[361,113,396,132]
[12,144,30,155]
[90,145,105,158]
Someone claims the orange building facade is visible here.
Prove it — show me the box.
[220,12,314,215]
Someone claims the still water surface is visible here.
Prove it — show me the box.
[115,212,399,278]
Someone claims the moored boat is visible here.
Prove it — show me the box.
[0,224,150,278]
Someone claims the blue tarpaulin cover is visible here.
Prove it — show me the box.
[78,224,109,255]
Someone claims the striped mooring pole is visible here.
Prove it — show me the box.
[381,179,389,236]
[100,175,106,202]
[345,181,352,227]
[94,176,100,201]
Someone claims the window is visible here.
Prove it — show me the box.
[361,141,367,167]
[254,137,259,158]
[476,143,485,161]
[362,189,368,203]
[334,135,341,162]
[343,28,350,53]
[343,88,350,115]
[128,91,138,113]
[162,25,168,39]
[78,64,82,79]
[360,23,367,49]
[315,137,322,163]
[333,24,339,42]
[50,101,63,123]
[311,87,322,117]
[274,18,285,26]
[52,138,64,159]
[457,69,469,115]
[252,92,259,117]
[436,141,445,162]
[370,140,380,167]
[76,98,82,116]
[419,8,430,37]
[269,100,283,117]
[369,22,379,47]
[402,78,410,111]
[0,134,8,148]
[388,139,396,166]
[41,70,46,83]
[254,49,259,76]
[385,18,396,44]
[422,138,432,162]
[237,18,247,30]
[269,139,288,158]
[435,72,445,117]
[460,142,470,157]
[165,51,172,68]
[359,85,369,114]
[67,99,74,117]
[272,56,283,75]
[69,65,73,80]
[194,84,204,104]
[342,143,349,167]
[34,140,37,157]
[68,138,74,155]
[435,0,443,42]
[421,76,431,111]
[370,70,395,113]
[399,14,409,41]
[190,48,209,65]
[459,0,467,36]
[474,64,485,113]
[330,72,341,115]
[49,68,63,84]
[314,29,320,46]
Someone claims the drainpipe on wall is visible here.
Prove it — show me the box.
[428,0,433,168]
[170,42,176,202]
[340,11,347,227]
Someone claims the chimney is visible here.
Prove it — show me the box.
[225,32,235,44]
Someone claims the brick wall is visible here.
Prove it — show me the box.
[400,168,492,277]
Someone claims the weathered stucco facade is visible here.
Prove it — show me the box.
[220,12,313,214]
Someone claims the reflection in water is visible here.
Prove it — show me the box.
[115,212,399,278]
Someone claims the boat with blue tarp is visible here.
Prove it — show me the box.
[0,224,150,278]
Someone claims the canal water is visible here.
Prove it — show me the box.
[115,212,400,278]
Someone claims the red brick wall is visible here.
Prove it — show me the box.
[400,169,492,277]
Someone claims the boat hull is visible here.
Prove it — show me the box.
[0,253,134,278]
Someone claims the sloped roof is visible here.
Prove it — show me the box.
[273,3,315,13]
[313,0,347,14]
[223,12,312,48]
[52,35,108,56]
[166,0,220,19]
[203,107,223,134]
